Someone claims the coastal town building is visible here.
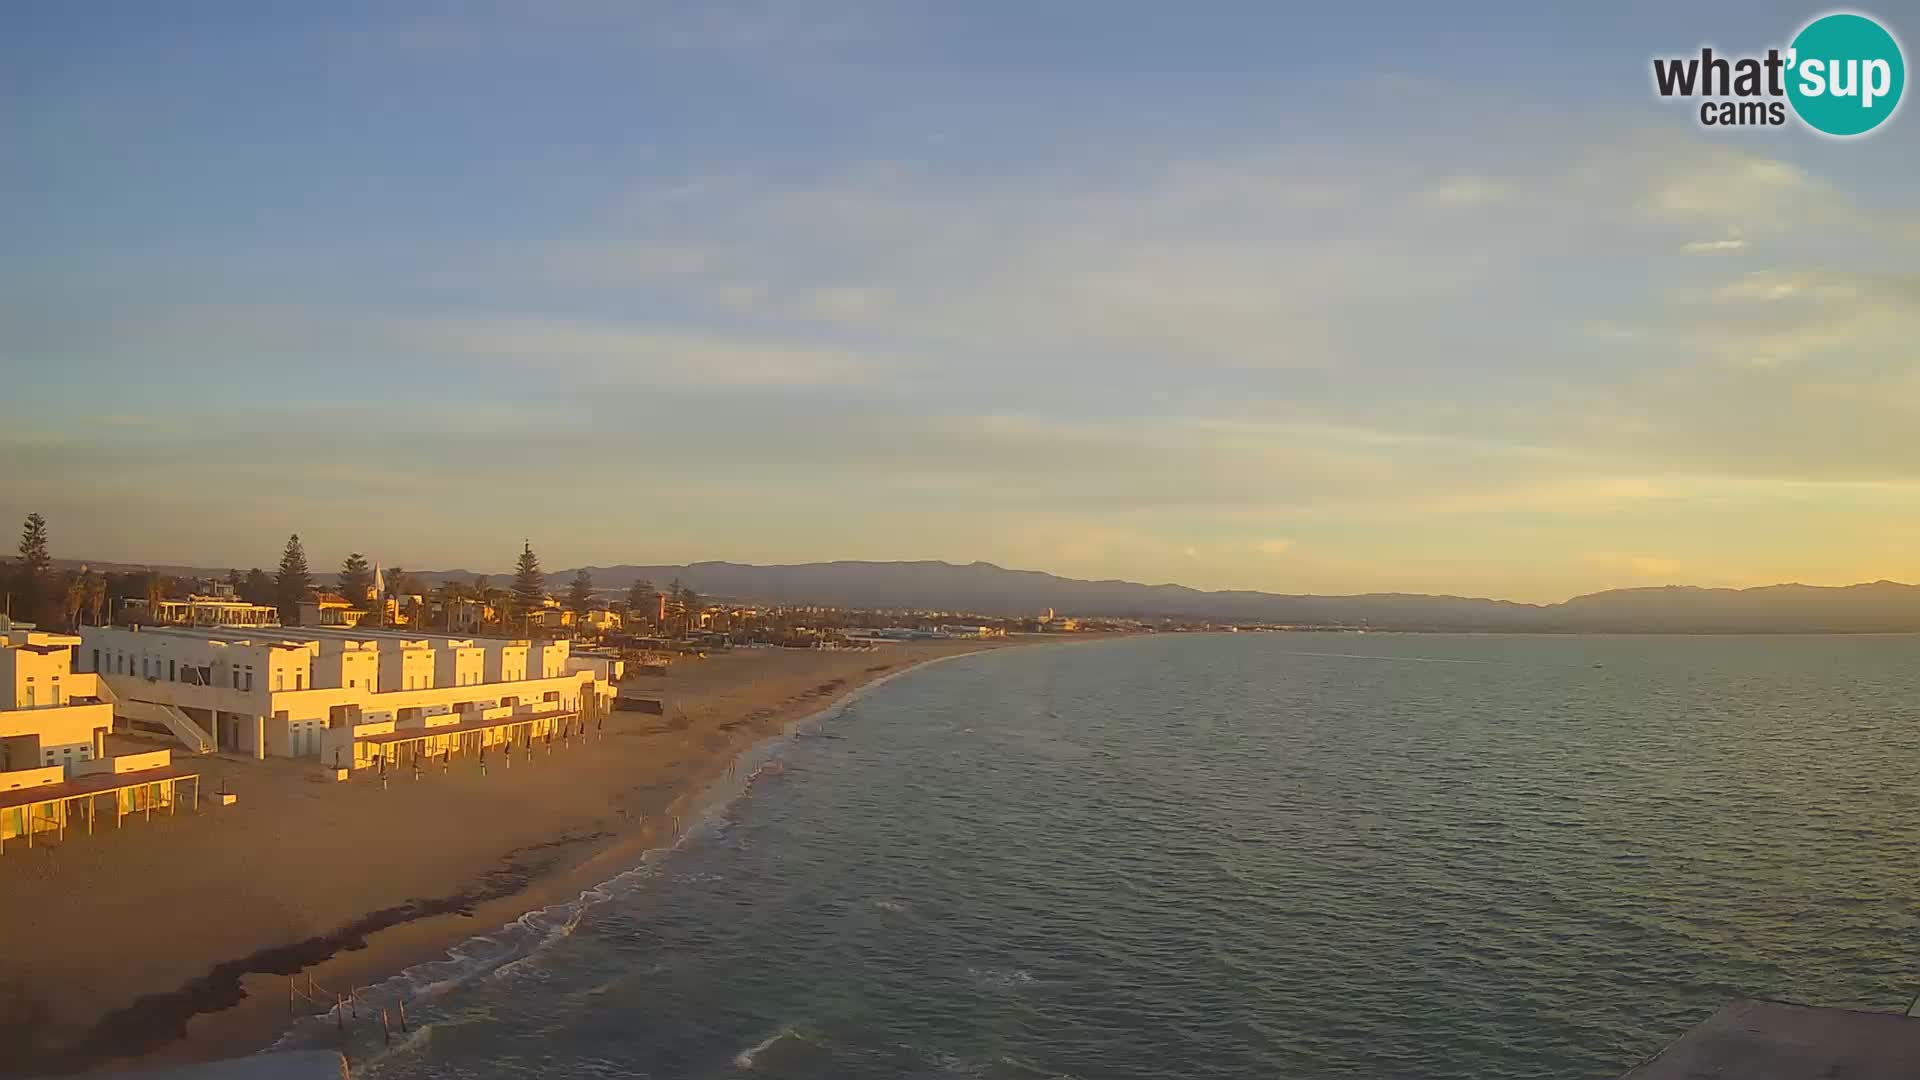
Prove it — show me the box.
[123,588,280,629]
[1,617,200,850]
[79,624,619,765]
[580,607,622,634]
[1,620,112,773]
[297,592,366,627]
[445,597,492,635]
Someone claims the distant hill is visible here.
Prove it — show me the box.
[1553,581,1920,633]
[50,557,1920,633]
[547,561,1920,634]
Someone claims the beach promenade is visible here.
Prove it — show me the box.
[0,639,1023,1076]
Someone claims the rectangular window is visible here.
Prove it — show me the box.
[295,672,304,690]
[276,673,284,691]
[169,660,176,681]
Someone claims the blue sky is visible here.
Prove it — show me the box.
[4,3,1917,601]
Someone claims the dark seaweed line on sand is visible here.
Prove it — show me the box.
[3,830,611,1077]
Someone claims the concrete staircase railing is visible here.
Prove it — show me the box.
[112,693,213,755]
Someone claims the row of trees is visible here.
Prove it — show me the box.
[6,513,194,630]
[622,577,704,637]
[5,515,711,640]
[281,536,562,637]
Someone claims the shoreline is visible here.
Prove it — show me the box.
[265,640,996,1058]
[0,637,1071,1077]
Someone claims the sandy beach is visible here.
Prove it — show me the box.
[0,638,1030,1076]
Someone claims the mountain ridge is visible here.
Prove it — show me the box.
[46,557,1920,632]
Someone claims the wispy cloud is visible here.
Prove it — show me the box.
[1680,238,1745,254]
[408,317,905,388]
[1413,175,1513,209]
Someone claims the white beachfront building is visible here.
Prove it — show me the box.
[79,624,619,764]
[1,619,114,774]
[121,588,281,629]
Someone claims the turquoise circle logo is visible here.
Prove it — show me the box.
[1787,12,1905,136]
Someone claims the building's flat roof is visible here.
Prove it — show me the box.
[355,707,580,747]
[1623,999,1920,1079]
[290,625,532,647]
[0,764,200,812]
[99,625,308,647]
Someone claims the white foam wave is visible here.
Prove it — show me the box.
[270,649,988,1053]
[733,1025,798,1068]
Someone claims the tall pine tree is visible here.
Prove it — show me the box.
[339,552,374,603]
[13,513,51,624]
[242,567,274,606]
[511,542,545,607]
[626,578,657,624]
[275,533,312,624]
[567,568,594,617]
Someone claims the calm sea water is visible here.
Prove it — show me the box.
[289,633,1920,1079]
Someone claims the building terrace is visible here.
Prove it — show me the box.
[79,624,618,761]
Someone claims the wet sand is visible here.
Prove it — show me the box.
[0,639,1035,1076]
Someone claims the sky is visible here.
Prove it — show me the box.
[3,3,1917,603]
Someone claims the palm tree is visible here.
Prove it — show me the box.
[62,573,85,630]
[385,567,409,629]
[679,586,703,635]
[143,571,164,624]
[627,578,658,629]
[84,571,106,627]
[482,586,512,633]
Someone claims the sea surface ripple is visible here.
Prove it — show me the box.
[289,633,1920,1079]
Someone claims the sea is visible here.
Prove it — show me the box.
[277,632,1920,1079]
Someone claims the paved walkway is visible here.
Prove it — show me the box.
[1624,998,1920,1079]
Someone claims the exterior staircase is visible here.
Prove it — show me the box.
[94,679,213,754]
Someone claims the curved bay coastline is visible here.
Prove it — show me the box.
[0,637,1055,1076]
[13,629,1917,1078]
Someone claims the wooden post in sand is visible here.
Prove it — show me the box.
[381,1008,391,1045]
[289,979,295,1017]
[398,999,409,1032]
[336,995,345,1030]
